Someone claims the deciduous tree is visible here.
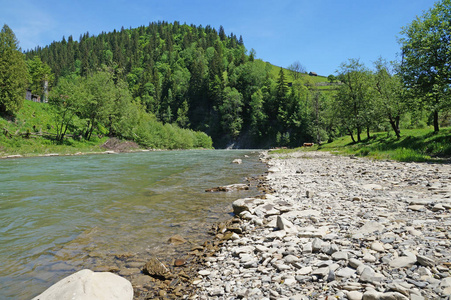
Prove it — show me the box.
[399,0,451,132]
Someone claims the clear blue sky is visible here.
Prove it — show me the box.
[1,0,434,76]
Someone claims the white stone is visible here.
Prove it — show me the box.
[199,270,211,276]
[31,269,133,300]
[389,256,417,269]
[346,290,363,300]
[371,242,385,252]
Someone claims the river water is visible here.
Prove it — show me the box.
[0,150,266,299]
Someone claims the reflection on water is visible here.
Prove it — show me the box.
[0,150,265,299]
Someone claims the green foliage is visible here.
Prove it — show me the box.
[318,127,451,162]
[399,0,451,132]
[335,58,374,142]
[23,21,327,148]
[0,24,28,116]
[48,76,86,142]
[27,56,54,100]
[219,87,243,138]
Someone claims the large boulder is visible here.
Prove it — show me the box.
[31,269,133,300]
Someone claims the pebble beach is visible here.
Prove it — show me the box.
[196,151,451,300]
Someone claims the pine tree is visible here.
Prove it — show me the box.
[0,24,28,116]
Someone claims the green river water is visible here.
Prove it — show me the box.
[0,150,266,299]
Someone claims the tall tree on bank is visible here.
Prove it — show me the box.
[373,58,405,139]
[0,24,28,116]
[399,0,451,132]
[335,59,372,143]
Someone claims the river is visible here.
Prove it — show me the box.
[0,150,266,299]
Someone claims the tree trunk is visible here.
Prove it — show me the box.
[357,126,361,142]
[433,110,439,133]
[387,113,401,139]
[347,128,356,143]
[366,126,371,139]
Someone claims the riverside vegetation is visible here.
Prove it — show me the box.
[1,1,450,153]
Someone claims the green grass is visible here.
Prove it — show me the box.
[317,127,451,162]
[266,62,331,85]
[270,127,451,162]
[0,101,108,157]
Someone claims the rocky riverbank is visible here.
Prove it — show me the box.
[195,151,451,299]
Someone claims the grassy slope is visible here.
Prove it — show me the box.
[272,127,451,162]
[266,62,338,93]
[0,101,108,157]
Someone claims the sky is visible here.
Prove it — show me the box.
[1,0,434,76]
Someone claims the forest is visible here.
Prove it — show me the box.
[1,0,451,150]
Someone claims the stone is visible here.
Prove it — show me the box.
[311,267,329,278]
[347,291,363,300]
[143,257,172,280]
[232,198,263,215]
[312,238,323,252]
[362,290,380,300]
[198,270,211,276]
[363,253,377,263]
[389,256,417,269]
[371,242,385,252]
[356,221,385,235]
[408,205,425,211]
[349,258,364,269]
[416,255,435,267]
[232,159,242,164]
[284,254,299,264]
[31,269,133,300]
[276,215,297,233]
[297,266,312,275]
[168,234,187,245]
[206,183,249,192]
[336,267,356,278]
[331,251,348,261]
[173,259,186,267]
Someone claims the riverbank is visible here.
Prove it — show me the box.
[195,150,451,299]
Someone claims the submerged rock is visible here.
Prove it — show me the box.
[205,183,249,192]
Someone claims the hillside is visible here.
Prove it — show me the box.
[0,100,213,157]
[24,21,332,148]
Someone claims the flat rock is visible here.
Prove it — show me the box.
[355,221,385,235]
[389,256,417,269]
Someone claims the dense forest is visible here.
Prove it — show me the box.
[2,1,451,150]
[22,21,324,148]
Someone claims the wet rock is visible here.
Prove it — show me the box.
[205,183,249,192]
[143,257,172,280]
[168,234,187,245]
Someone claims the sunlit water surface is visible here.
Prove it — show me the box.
[0,150,266,299]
